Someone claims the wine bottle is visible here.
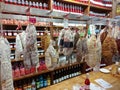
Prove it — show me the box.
[59,69,62,82]
[63,68,66,80]
[73,66,76,77]
[43,75,47,87]
[76,65,79,76]
[71,66,73,77]
[31,79,36,90]
[47,75,51,86]
[56,70,59,83]
[68,67,70,78]
[36,78,40,89]
[27,79,32,90]
[61,69,64,81]
[23,80,27,90]
[14,82,19,90]
[18,80,23,90]
[66,67,69,79]
[40,76,44,88]
[53,72,56,84]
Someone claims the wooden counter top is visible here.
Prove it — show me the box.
[41,65,120,90]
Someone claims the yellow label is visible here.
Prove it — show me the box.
[116,3,120,15]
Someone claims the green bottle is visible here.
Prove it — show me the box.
[36,78,40,89]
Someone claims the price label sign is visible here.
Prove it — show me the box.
[116,2,120,16]
[29,17,36,24]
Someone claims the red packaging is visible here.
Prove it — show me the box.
[25,68,31,75]
[42,64,47,70]
[14,67,20,77]
[29,17,36,24]
[30,66,36,73]
[20,67,25,76]
[37,65,43,72]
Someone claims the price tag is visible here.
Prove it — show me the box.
[29,17,36,24]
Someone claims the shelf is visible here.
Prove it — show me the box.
[2,23,51,27]
[39,55,45,58]
[13,62,81,81]
[5,36,42,39]
[11,55,45,63]
[38,46,42,48]
[63,0,88,6]
[14,69,51,81]
[59,49,77,55]
[90,4,112,11]
[11,48,15,50]
[11,46,42,51]
[11,58,23,63]
[37,36,42,38]
[0,3,88,22]
[5,36,16,39]
[2,3,50,17]
[55,62,80,71]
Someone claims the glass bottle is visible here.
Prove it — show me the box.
[47,75,51,86]
[56,71,59,83]
[17,0,21,5]
[36,78,40,89]
[84,73,90,90]
[43,75,47,87]
[23,80,27,90]
[53,72,56,84]
[39,2,43,9]
[31,79,36,90]
[21,0,25,6]
[40,75,44,88]
[25,0,28,6]
[36,2,39,8]
[32,2,36,7]
[29,1,32,6]
[43,3,46,10]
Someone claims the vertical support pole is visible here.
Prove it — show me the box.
[112,0,117,18]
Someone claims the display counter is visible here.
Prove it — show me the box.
[41,64,120,90]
